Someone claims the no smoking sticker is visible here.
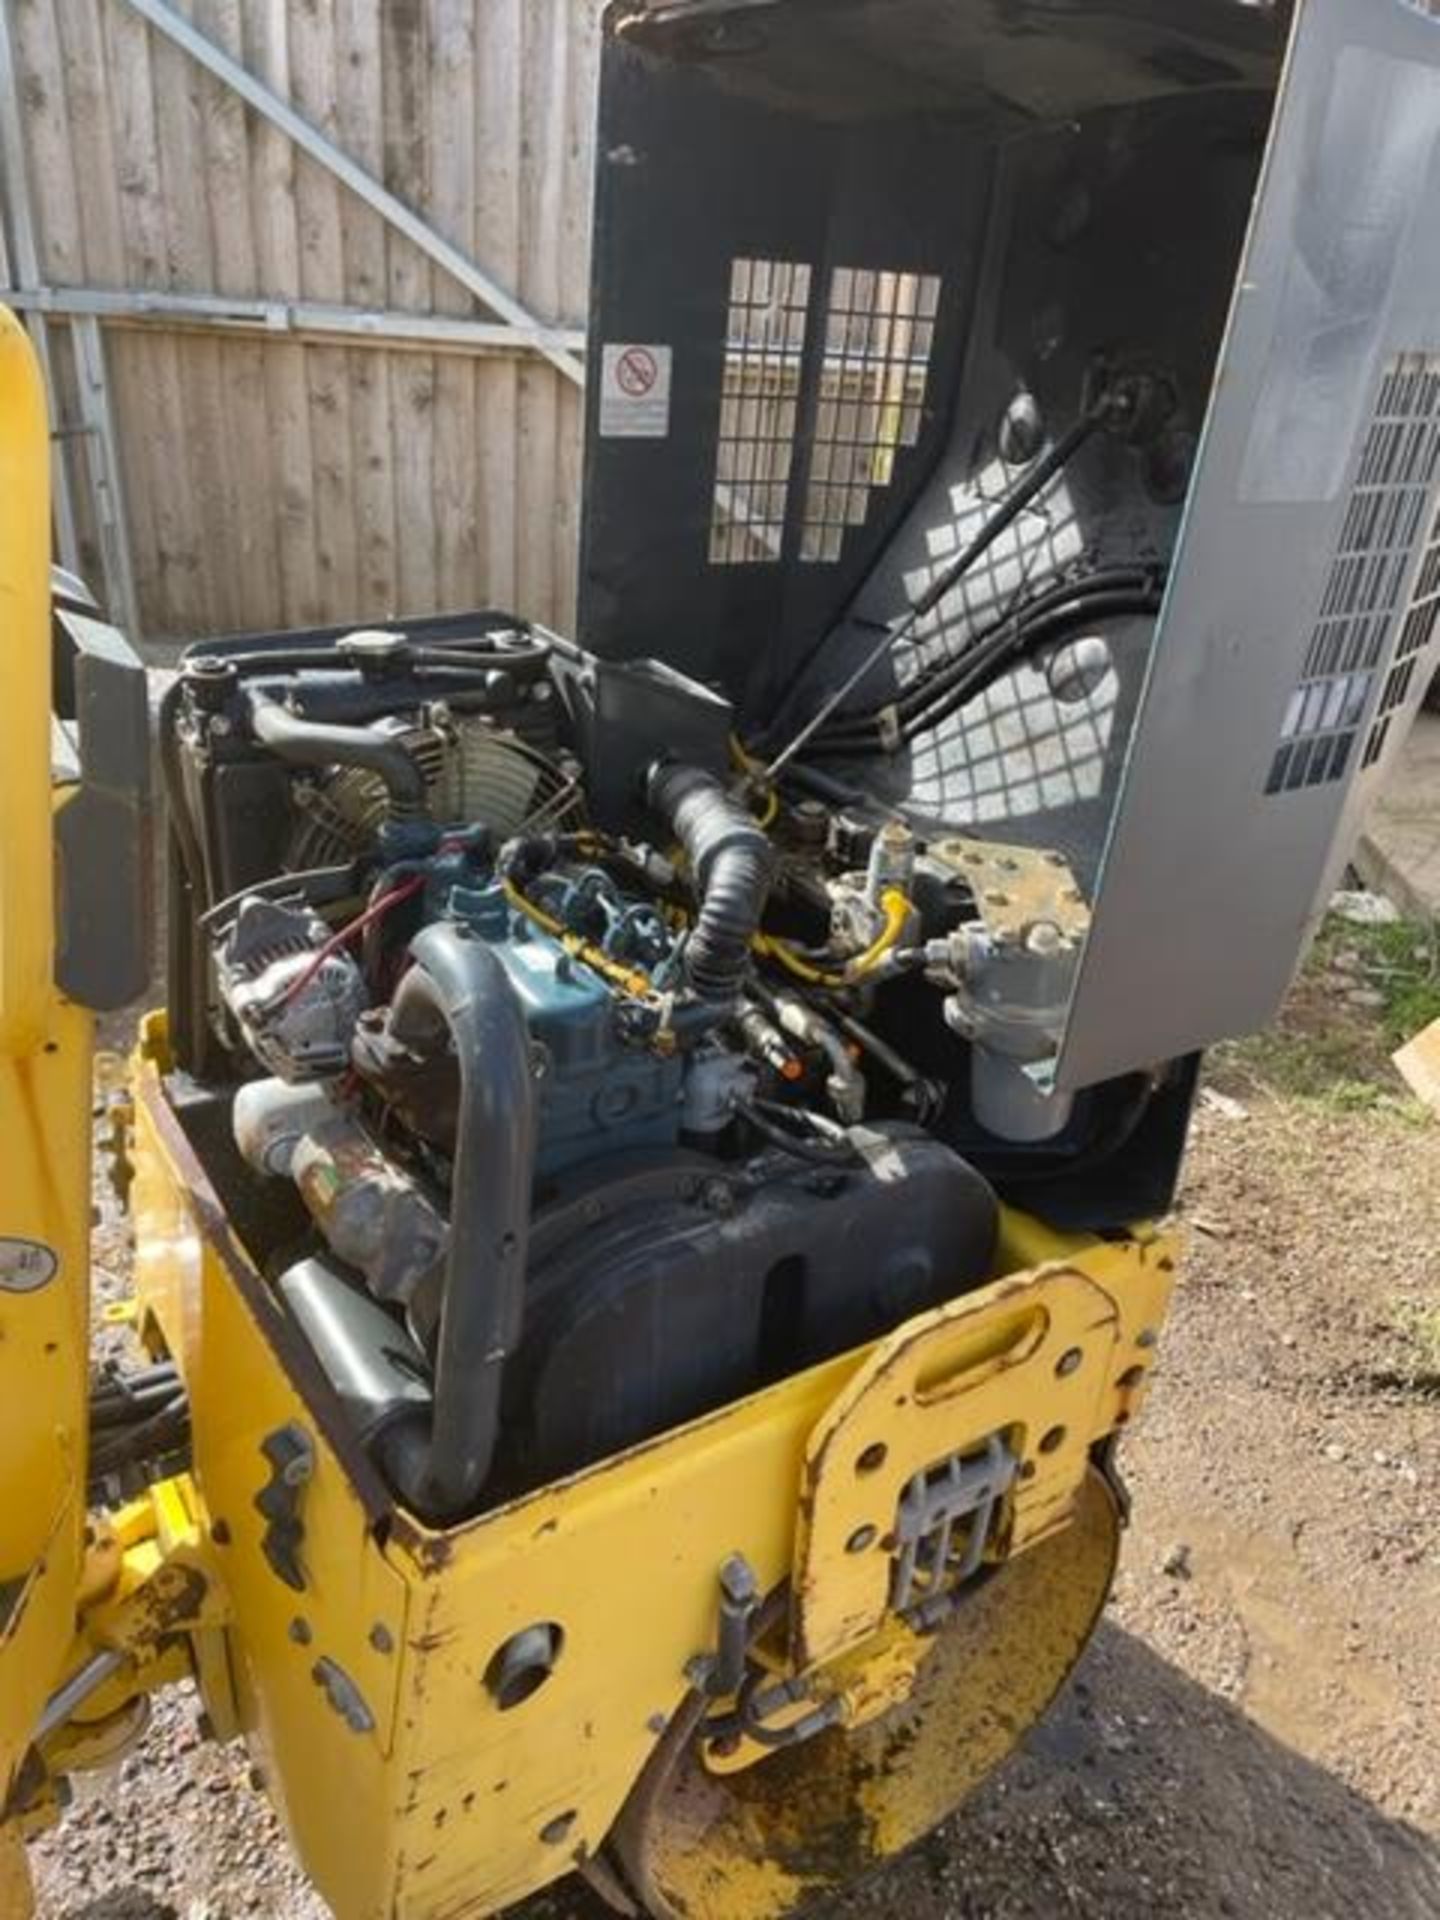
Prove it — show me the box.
[599,342,673,438]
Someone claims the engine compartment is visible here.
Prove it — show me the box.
[141,0,1319,1531]
[158,616,1182,1521]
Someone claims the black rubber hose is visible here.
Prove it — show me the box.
[896,590,1161,746]
[646,762,774,1003]
[382,922,538,1518]
[812,567,1156,747]
[245,687,429,816]
[807,589,1161,759]
[735,1098,861,1166]
[760,403,1114,777]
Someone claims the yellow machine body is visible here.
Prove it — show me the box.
[0,308,93,1800]
[0,290,1177,1916]
[10,0,1440,1901]
[122,1011,1170,1917]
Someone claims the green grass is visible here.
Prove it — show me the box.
[1208,910,1440,1116]
[1389,1299,1440,1385]
[1314,915,1440,1050]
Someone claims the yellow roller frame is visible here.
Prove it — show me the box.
[124,1015,1173,1920]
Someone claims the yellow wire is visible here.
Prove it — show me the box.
[500,878,656,1000]
[730,732,779,827]
[729,732,762,775]
[754,887,911,989]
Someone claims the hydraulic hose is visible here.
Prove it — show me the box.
[753,886,911,987]
[807,587,1162,759]
[762,399,1115,780]
[382,922,538,1517]
[894,588,1160,745]
[245,686,429,817]
[646,762,774,1003]
[820,567,1157,741]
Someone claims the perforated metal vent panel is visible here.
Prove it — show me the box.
[1365,485,1440,767]
[1058,0,1440,1093]
[707,260,940,566]
[708,258,811,565]
[800,269,941,562]
[1268,352,1440,794]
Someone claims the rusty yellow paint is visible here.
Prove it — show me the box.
[704,1613,932,1779]
[0,1821,34,1920]
[619,1472,1121,1920]
[792,1237,1173,1667]
[31,1477,220,1786]
[122,1010,1176,1920]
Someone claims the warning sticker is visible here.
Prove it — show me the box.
[599,343,673,439]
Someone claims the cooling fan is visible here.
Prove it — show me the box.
[283,715,583,870]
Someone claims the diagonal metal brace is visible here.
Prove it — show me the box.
[117,0,585,388]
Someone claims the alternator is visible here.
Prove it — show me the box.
[215,896,366,1081]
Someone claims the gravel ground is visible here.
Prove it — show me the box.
[29,963,1440,1920]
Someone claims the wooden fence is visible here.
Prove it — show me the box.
[0,0,603,643]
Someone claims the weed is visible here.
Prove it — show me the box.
[1388,1298,1440,1390]
[1207,910,1440,1113]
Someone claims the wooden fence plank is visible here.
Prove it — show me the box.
[382,0,438,615]
[11,0,83,284]
[191,0,278,629]
[335,0,398,616]
[474,0,525,613]
[151,2,230,631]
[553,0,601,628]
[430,0,480,613]
[240,0,320,628]
[53,0,139,594]
[289,0,359,624]
[101,1,203,632]
[515,0,567,624]
[54,0,127,287]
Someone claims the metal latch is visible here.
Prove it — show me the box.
[890,1433,1018,1625]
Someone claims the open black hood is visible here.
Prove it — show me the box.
[577,0,1440,1091]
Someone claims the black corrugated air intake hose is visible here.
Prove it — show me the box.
[244,686,430,821]
[379,922,538,1519]
[646,761,774,1003]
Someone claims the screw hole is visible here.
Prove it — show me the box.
[1055,1346,1083,1378]
[855,1442,888,1476]
[1038,1425,1066,1455]
[1117,1364,1147,1389]
[539,1809,577,1846]
[846,1524,878,1555]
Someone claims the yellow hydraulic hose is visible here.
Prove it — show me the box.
[754,887,912,989]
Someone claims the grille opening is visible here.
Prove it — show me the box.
[800,267,941,563]
[1268,352,1440,796]
[708,257,811,565]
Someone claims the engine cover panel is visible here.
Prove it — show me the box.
[497,1129,998,1491]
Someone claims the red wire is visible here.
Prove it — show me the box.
[280,874,426,1007]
